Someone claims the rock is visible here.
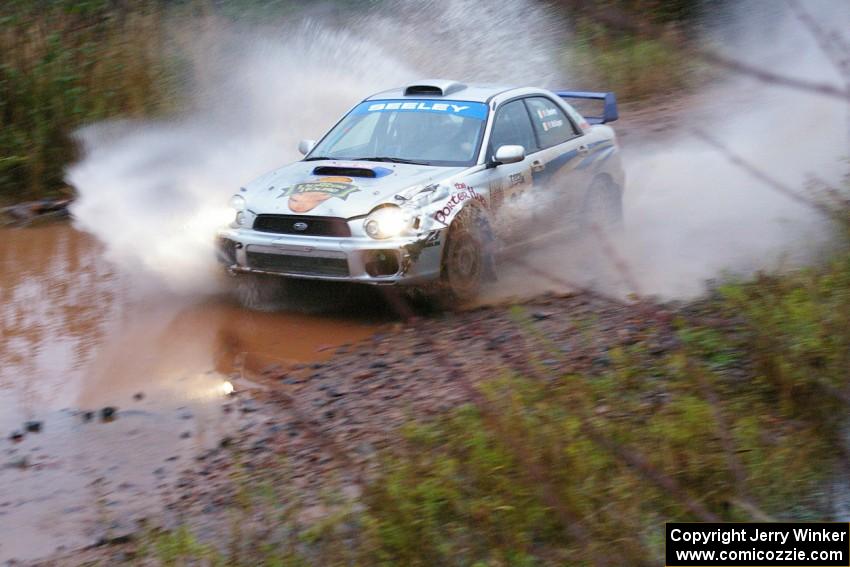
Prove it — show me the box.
[100,407,117,422]
[180,432,191,439]
[297,504,328,524]
[531,311,554,320]
[261,364,283,375]
[82,411,95,422]
[8,431,23,443]
[24,421,42,433]
[219,437,233,448]
[132,392,145,401]
[341,484,362,500]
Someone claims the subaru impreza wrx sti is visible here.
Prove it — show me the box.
[217,79,624,301]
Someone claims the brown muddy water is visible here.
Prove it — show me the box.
[0,223,386,562]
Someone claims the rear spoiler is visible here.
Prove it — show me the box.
[555,91,618,124]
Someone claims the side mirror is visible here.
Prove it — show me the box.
[298,139,316,156]
[493,145,525,165]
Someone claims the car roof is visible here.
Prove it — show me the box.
[364,79,520,103]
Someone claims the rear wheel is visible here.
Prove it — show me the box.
[582,176,623,234]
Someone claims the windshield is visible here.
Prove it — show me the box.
[307,99,489,167]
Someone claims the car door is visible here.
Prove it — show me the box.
[522,96,588,230]
[482,99,538,242]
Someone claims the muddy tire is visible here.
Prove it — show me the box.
[581,175,623,234]
[233,273,285,311]
[439,208,492,304]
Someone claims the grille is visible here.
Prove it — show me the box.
[246,252,349,277]
[253,215,351,237]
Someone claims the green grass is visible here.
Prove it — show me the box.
[0,1,193,204]
[119,214,850,566]
[564,21,699,101]
[0,1,186,203]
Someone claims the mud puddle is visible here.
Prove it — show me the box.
[0,223,386,562]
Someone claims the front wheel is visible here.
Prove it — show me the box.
[440,209,491,304]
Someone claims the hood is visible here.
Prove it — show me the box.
[244,159,465,217]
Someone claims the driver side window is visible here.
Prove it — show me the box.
[328,111,381,155]
[489,100,537,159]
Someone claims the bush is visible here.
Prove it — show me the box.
[564,21,699,101]
[0,0,183,203]
[131,221,850,565]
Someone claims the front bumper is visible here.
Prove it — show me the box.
[216,227,444,285]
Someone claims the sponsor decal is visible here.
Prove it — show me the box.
[277,176,360,213]
[351,99,488,120]
[369,102,470,113]
[537,107,558,118]
[489,179,505,211]
[541,119,564,132]
[509,172,525,187]
[434,185,487,225]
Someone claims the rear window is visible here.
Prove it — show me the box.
[525,97,580,149]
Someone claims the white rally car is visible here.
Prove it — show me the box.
[217,80,624,301]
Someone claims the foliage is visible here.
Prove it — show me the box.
[0,0,186,203]
[0,0,712,204]
[128,221,850,565]
[563,20,700,101]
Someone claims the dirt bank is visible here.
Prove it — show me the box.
[41,286,711,565]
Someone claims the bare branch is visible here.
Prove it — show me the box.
[590,222,643,298]
[788,0,850,82]
[580,422,721,522]
[695,50,850,102]
[510,255,634,308]
[583,6,850,102]
[692,128,838,219]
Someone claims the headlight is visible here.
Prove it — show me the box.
[229,194,246,211]
[364,206,408,239]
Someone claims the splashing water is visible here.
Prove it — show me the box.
[68,0,850,299]
[68,1,562,293]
